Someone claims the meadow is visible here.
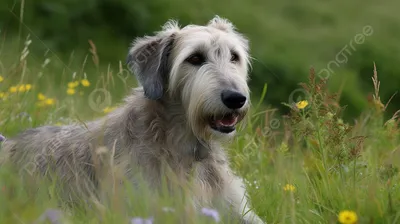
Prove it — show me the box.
[0,32,400,224]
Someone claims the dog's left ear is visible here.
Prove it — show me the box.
[127,33,175,100]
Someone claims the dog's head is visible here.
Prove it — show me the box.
[127,16,251,140]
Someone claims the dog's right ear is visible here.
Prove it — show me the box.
[208,15,236,32]
[127,33,175,100]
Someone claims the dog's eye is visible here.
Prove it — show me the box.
[230,52,240,63]
[186,53,205,66]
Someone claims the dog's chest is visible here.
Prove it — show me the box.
[188,159,224,203]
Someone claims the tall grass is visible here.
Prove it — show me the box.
[0,32,400,224]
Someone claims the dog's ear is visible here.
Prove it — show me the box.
[207,15,249,51]
[127,33,175,100]
[207,15,236,32]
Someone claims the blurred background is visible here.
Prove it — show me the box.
[1,0,399,121]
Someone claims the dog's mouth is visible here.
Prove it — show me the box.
[209,113,240,133]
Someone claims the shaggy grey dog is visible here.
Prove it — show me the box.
[0,16,265,224]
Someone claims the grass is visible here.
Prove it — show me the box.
[0,35,400,224]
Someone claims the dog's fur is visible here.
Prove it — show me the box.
[0,16,265,223]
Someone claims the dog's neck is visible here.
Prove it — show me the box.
[150,95,214,163]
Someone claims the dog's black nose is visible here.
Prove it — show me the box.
[221,90,247,109]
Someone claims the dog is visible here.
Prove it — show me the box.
[0,16,265,224]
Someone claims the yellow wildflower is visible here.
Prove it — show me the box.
[38,93,46,101]
[338,210,358,224]
[18,85,26,92]
[9,86,17,93]
[45,98,55,105]
[283,184,296,192]
[55,122,63,126]
[103,106,116,113]
[0,92,6,99]
[296,100,308,109]
[0,76,3,82]
[81,79,90,87]
[25,84,32,91]
[67,88,76,95]
[67,81,79,89]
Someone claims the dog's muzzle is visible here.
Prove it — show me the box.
[208,90,247,134]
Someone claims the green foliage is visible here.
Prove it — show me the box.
[1,0,400,120]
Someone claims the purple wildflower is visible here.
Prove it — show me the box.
[33,208,64,224]
[130,216,154,224]
[201,207,220,223]
[0,134,5,142]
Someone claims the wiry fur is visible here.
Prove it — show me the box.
[0,16,264,224]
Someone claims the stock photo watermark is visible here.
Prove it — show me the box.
[318,25,374,80]
[21,128,72,176]
[288,88,310,105]
[88,88,112,113]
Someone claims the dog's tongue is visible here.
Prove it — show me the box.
[217,116,238,126]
